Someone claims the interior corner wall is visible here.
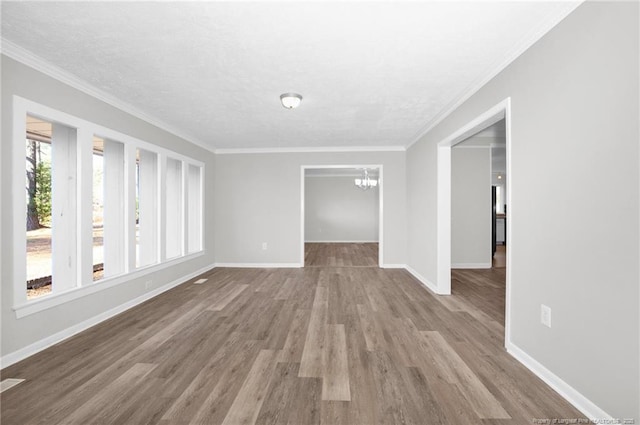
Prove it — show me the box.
[305,176,379,243]
[0,56,216,360]
[213,151,405,266]
[451,147,491,267]
[406,1,639,419]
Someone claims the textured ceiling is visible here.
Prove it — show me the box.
[1,2,579,151]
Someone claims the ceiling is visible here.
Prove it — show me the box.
[1,2,579,152]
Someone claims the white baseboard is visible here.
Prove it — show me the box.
[404,264,444,294]
[213,263,302,268]
[451,262,491,269]
[381,264,405,269]
[506,341,613,421]
[0,263,216,369]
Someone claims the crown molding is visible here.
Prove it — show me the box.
[405,1,583,149]
[0,38,216,154]
[214,145,405,155]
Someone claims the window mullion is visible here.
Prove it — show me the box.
[103,140,126,277]
[158,153,167,263]
[13,107,27,307]
[138,149,158,268]
[125,144,137,272]
[182,160,188,257]
[51,123,78,292]
[77,128,93,286]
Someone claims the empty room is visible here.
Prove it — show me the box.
[1,1,638,424]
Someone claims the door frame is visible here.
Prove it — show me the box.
[436,98,512,343]
[300,164,384,267]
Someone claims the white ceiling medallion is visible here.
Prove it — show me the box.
[280,93,302,109]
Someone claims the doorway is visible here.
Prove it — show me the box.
[450,118,508,327]
[300,165,383,267]
[436,98,512,344]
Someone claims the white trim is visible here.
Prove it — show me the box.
[378,167,385,267]
[506,341,613,421]
[215,146,405,155]
[404,265,443,295]
[1,262,216,369]
[0,379,26,393]
[436,145,452,295]
[300,166,306,267]
[504,102,513,345]
[1,39,214,154]
[405,1,582,149]
[451,263,492,269]
[436,98,512,344]
[436,98,510,295]
[12,97,28,307]
[381,264,405,269]
[14,252,206,318]
[300,164,384,268]
[212,263,302,268]
[304,240,379,244]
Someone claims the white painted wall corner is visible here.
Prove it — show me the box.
[506,341,613,421]
[403,264,443,294]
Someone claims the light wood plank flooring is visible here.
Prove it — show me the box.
[305,243,378,267]
[1,266,583,424]
[493,245,506,268]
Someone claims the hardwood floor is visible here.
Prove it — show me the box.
[492,244,506,268]
[452,267,507,325]
[0,265,583,424]
[305,243,378,267]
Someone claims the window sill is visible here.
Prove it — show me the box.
[14,251,205,319]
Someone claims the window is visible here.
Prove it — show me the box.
[92,137,105,281]
[187,164,203,254]
[14,98,205,313]
[136,148,159,268]
[165,158,183,260]
[25,116,55,299]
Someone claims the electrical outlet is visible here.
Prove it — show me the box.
[144,280,152,290]
[540,304,551,328]
[262,242,268,250]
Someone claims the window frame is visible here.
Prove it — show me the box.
[12,96,205,318]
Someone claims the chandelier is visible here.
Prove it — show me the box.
[354,169,378,190]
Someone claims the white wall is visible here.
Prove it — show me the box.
[0,56,216,360]
[406,2,638,419]
[451,147,491,267]
[214,151,405,266]
[305,175,378,243]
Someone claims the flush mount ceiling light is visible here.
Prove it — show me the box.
[354,169,378,191]
[280,93,302,109]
